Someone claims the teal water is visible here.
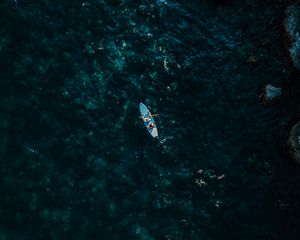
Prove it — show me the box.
[0,0,299,239]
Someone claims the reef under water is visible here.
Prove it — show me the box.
[1,0,300,239]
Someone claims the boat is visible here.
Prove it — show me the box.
[139,103,158,138]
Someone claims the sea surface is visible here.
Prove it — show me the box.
[0,0,299,239]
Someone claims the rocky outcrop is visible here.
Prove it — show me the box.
[288,120,300,164]
[284,1,300,164]
[284,3,300,69]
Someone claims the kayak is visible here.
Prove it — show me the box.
[139,103,158,138]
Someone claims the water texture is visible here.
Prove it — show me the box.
[0,0,298,239]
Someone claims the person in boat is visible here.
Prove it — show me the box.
[140,115,151,122]
[148,122,154,129]
[139,113,158,122]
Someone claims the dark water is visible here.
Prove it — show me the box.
[1,0,299,239]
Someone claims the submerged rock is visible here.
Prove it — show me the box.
[246,55,259,64]
[130,224,154,240]
[260,84,282,105]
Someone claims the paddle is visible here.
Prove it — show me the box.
[139,114,159,119]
